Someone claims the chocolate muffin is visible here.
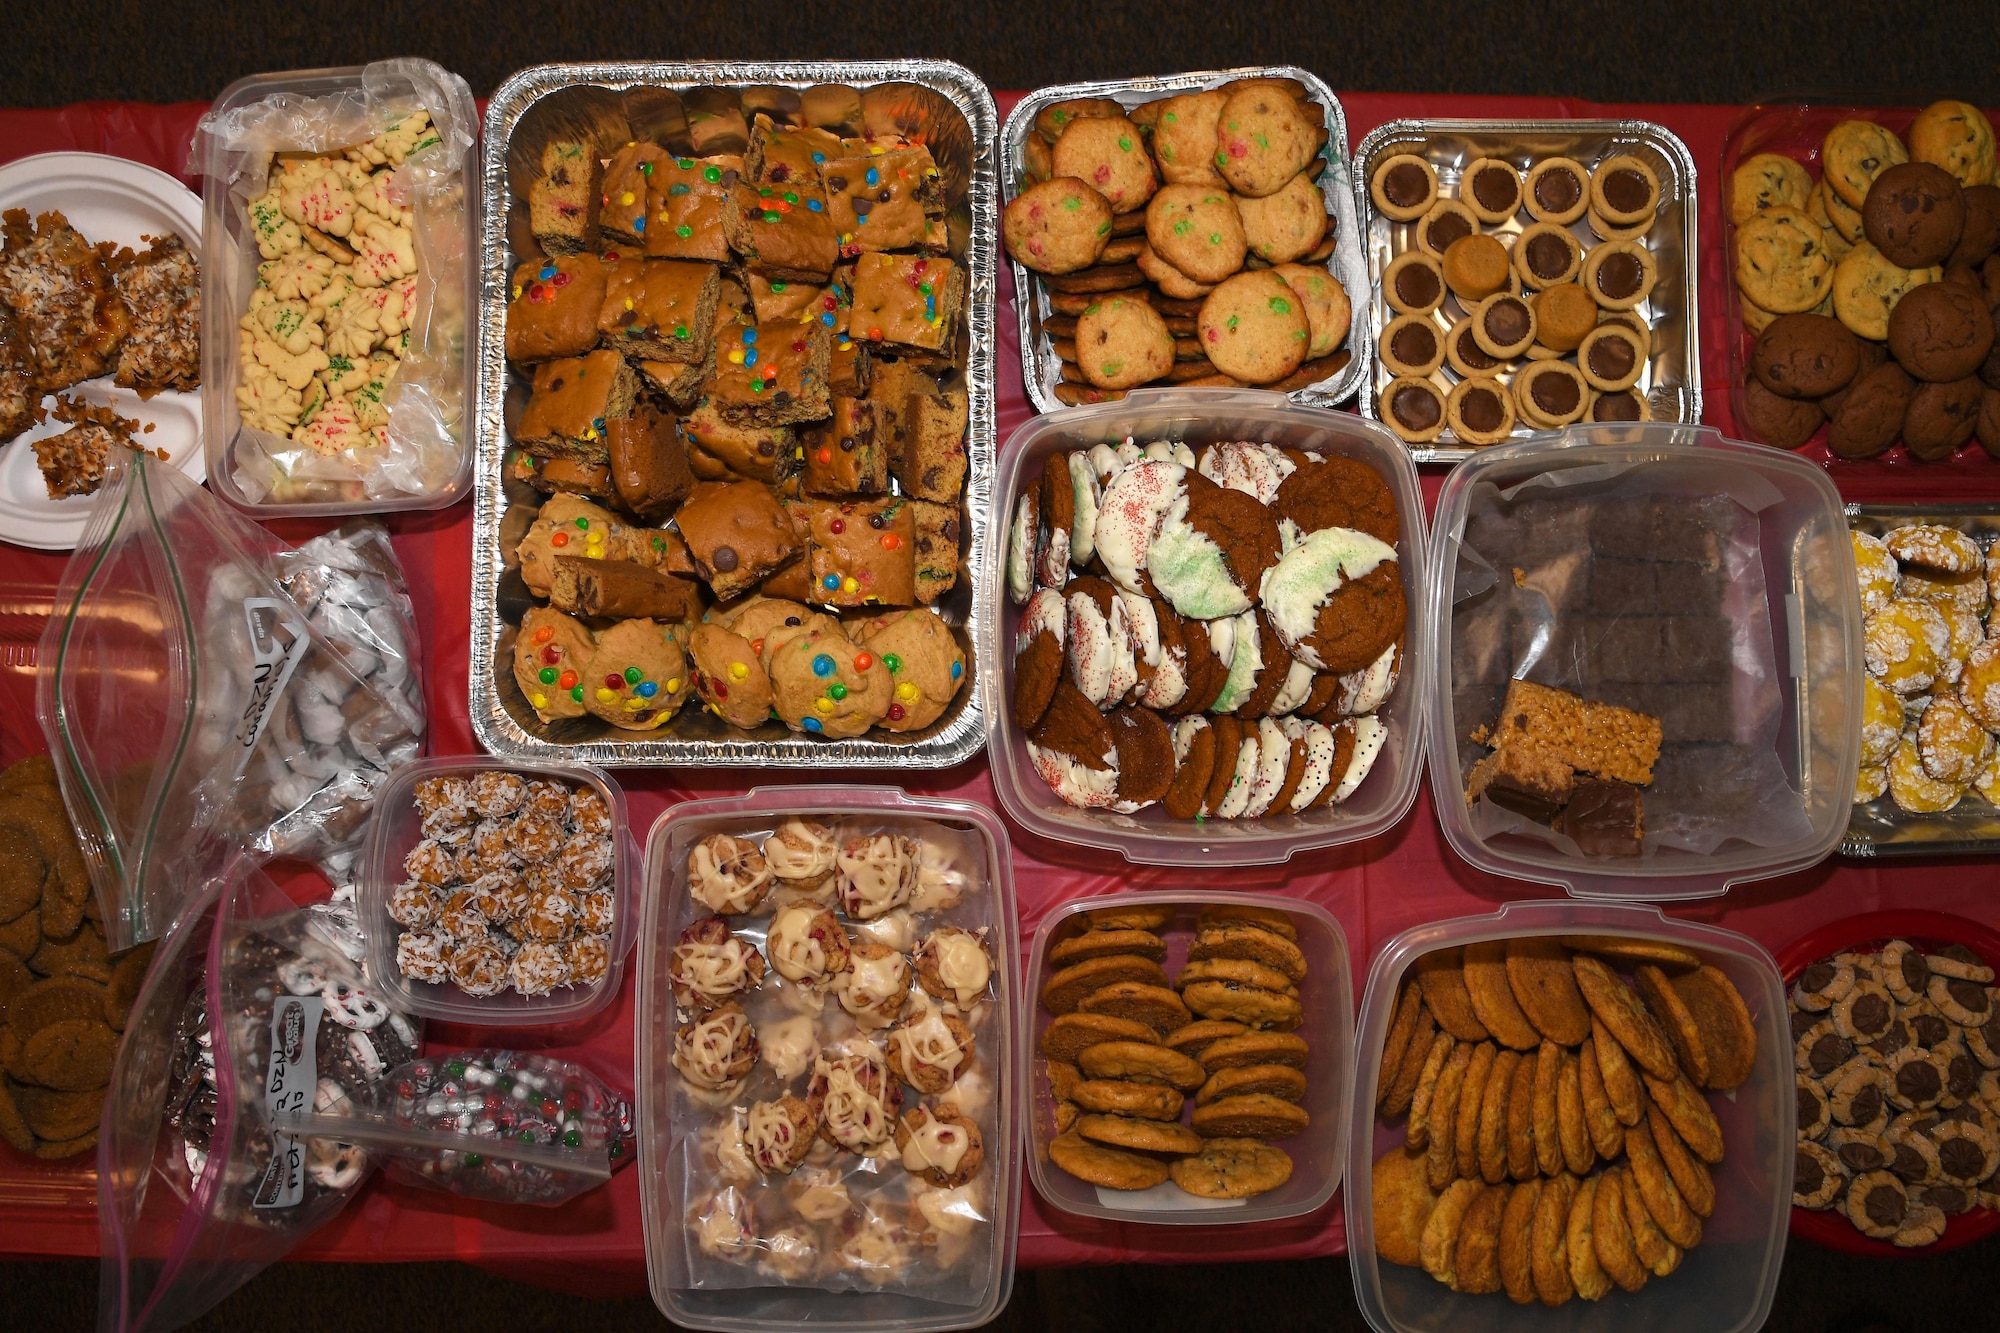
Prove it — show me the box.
[1948,184,2000,269]
[1828,362,1916,459]
[1753,313,1863,398]
[1979,386,2000,459]
[1863,162,1966,269]
[1742,372,1825,450]
[1887,282,1995,382]
[1902,375,1984,459]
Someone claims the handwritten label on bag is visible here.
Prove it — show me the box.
[252,993,321,1210]
[232,597,310,778]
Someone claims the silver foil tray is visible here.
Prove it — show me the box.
[1351,118,1703,465]
[1001,66,1371,413]
[1843,504,2000,858]
[472,61,998,768]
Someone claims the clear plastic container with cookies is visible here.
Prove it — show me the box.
[1426,423,1863,899]
[1000,68,1370,412]
[356,756,637,1026]
[636,786,1019,1331]
[1719,99,2000,474]
[471,62,997,771]
[1021,891,1352,1226]
[980,386,1428,866]
[1345,899,1792,1333]
[1842,504,2000,855]
[1351,118,1701,462]
[193,59,479,514]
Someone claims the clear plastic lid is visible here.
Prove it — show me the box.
[355,755,636,1026]
[1425,422,1863,899]
[1345,899,1793,1333]
[979,387,1430,866]
[1021,890,1353,1226]
[638,785,1020,1332]
[194,61,477,516]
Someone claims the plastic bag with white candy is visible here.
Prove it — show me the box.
[100,854,421,1332]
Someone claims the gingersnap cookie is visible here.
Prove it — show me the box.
[1162,716,1216,819]
[1417,1176,1482,1286]
[1590,1168,1650,1293]
[1384,250,1447,318]
[1477,1047,1523,1183]
[1272,262,1351,359]
[1503,1049,1538,1181]
[1415,198,1478,257]
[1531,1040,1564,1178]
[1040,1011,1160,1063]
[1371,153,1439,222]
[1670,965,1759,1090]
[1147,183,1249,283]
[1515,359,1589,429]
[1736,205,1837,314]
[1460,157,1523,224]
[1498,1176,1544,1303]
[1442,233,1512,304]
[1079,981,1192,1035]
[1514,222,1584,290]
[1454,940,1537,1051]
[1052,114,1157,214]
[1525,158,1590,225]
[1013,591,1065,731]
[1040,953,1170,1014]
[1416,948,1491,1043]
[1453,1182,1511,1295]
[1076,1040,1207,1095]
[1379,979,1428,1103]
[1635,963,1712,1088]
[1214,88,1321,198]
[1528,1172,1579,1306]
[1561,1173,1613,1300]
[1237,172,1328,264]
[1732,152,1815,225]
[1373,1146,1440,1265]
[1502,937,1591,1045]
[1561,937,1703,973]
[1004,177,1114,275]
[1579,1039,1628,1158]
[1197,1030,1309,1071]
[1573,953,1679,1080]
[1825,120,1911,209]
[1050,1128,1171,1190]
[1423,1042,1475,1189]
[1833,241,1940,341]
[1404,1031,1456,1153]
[1197,269,1310,384]
[1644,1068,1726,1165]
[1075,295,1176,390]
[1557,1048,1597,1177]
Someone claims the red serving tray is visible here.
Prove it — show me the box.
[1775,908,2000,1255]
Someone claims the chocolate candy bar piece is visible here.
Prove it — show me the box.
[1554,780,1644,857]
[1466,743,1574,823]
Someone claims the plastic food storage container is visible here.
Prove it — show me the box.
[1345,899,1793,1333]
[980,386,1430,866]
[196,60,478,516]
[1425,422,1862,899]
[1022,891,1353,1225]
[357,755,636,1025]
[638,786,1020,1333]
[1717,99,2000,484]
[1776,908,2000,1256]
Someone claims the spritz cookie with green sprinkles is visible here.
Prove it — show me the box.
[1214,86,1322,198]
[580,618,694,731]
[1197,270,1310,384]
[768,627,894,738]
[1146,183,1249,283]
[1003,177,1113,275]
[1076,295,1176,390]
[1052,114,1159,214]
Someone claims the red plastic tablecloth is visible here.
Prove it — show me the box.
[2,89,1997,1297]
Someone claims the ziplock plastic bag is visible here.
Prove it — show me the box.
[192,58,475,506]
[99,855,421,1333]
[38,452,426,951]
[1451,456,1813,858]
[276,1048,634,1206]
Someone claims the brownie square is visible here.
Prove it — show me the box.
[600,141,671,247]
[805,496,916,607]
[514,350,637,463]
[645,155,739,263]
[606,400,692,519]
[820,146,944,254]
[801,397,888,497]
[895,390,969,502]
[849,252,963,358]
[594,258,719,363]
[675,479,801,599]
[709,320,832,426]
[1653,560,1726,611]
[1587,559,1657,615]
[910,499,961,605]
[1661,617,1735,683]
[506,253,616,363]
[528,141,601,256]
[1588,616,1670,684]
[722,182,838,282]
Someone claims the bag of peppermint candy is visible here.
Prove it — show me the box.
[99,854,421,1333]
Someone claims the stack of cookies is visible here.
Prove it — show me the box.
[1003,78,1354,404]
[1371,935,1757,1305]
[1365,144,1666,447]
[1037,902,1311,1202]
[1007,439,1403,818]
[1730,101,2000,458]
[1791,936,2000,1246]
[1851,523,2000,814]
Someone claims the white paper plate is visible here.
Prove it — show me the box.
[0,152,205,551]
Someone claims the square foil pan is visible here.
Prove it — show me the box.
[1352,118,1702,465]
[1001,66,1371,413]
[1844,504,2000,858]
[471,61,998,768]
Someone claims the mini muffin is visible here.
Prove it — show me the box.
[1442,233,1513,304]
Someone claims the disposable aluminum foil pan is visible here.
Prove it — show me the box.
[1842,503,2000,858]
[1352,118,1702,465]
[1001,66,1371,413]
[471,61,998,768]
